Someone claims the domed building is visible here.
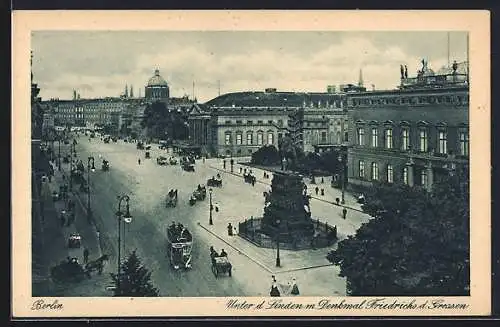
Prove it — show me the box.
[145,69,170,104]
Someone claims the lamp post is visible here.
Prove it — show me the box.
[209,188,213,225]
[87,156,95,223]
[337,153,345,205]
[116,195,132,294]
[57,136,61,171]
[275,218,281,267]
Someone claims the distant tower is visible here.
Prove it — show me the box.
[130,85,134,98]
[73,90,77,100]
[358,68,364,87]
[125,84,129,98]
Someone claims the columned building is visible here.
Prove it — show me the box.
[188,89,351,157]
[347,60,469,191]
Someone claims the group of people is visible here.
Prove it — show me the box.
[168,222,190,242]
[168,189,178,198]
[270,275,299,297]
[210,246,227,265]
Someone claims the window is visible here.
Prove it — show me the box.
[371,162,379,180]
[385,129,393,149]
[357,128,365,146]
[236,120,242,125]
[247,133,253,145]
[387,164,393,183]
[268,120,273,125]
[247,120,253,125]
[225,133,231,145]
[321,131,327,143]
[257,120,263,124]
[403,167,409,185]
[257,132,263,145]
[236,133,242,145]
[401,129,410,151]
[278,120,283,126]
[267,132,274,145]
[421,170,428,188]
[371,128,378,147]
[460,131,469,156]
[225,120,231,124]
[359,161,365,178]
[438,131,447,154]
[419,129,428,152]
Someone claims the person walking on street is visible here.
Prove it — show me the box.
[83,248,89,264]
[342,207,347,219]
[223,159,226,169]
[315,186,319,195]
[138,158,141,165]
[321,188,324,196]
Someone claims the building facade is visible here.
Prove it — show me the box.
[145,69,170,104]
[346,60,469,191]
[189,89,352,157]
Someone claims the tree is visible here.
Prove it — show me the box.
[110,250,160,297]
[141,102,189,140]
[251,145,280,166]
[327,168,469,296]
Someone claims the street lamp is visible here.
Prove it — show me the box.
[275,218,281,267]
[87,156,95,223]
[116,195,132,293]
[209,188,213,225]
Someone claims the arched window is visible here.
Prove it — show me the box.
[257,131,264,145]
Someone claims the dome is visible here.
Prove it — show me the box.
[147,69,168,87]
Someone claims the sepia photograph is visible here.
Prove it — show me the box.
[12,11,490,317]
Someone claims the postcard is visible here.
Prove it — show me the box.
[12,10,490,317]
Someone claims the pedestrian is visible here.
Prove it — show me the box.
[335,197,340,205]
[290,277,300,295]
[138,158,141,165]
[83,248,89,264]
[342,207,347,219]
[239,167,242,174]
[321,177,324,184]
[60,211,66,227]
[203,157,205,163]
[227,223,233,236]
[270,275,280,297]
[315,187,319,195]
[223,160,226,169]
[321,188,324,196]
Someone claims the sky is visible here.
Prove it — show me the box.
[31,31,468,103]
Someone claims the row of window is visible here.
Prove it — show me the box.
[225,131,277,146]
[351,94,468,107]
[356,127,469,156]
[358,161,430,187]
[224,119,285,126]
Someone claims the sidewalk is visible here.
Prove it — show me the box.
[33,158,104,296]
[209,160,366,213]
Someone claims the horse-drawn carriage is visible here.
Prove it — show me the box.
[166,223,193,270]
[210,247,232,278]
[157,156,168,165]
[207,175,222,188]
[50,255,109,283]
[137,141,144,150]
[169,157,178,165]
[101,159,110,171]
[50,257,89,283]
[166,189,178,207]
[194,185,206,200]
[68,233,82,248]
[182,162,195,172]
[243,173,256,185]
